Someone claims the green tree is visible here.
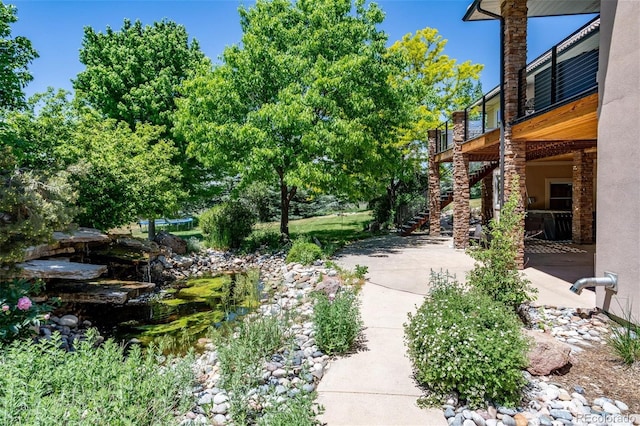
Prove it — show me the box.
[0,2,38,111]
[3,88,76,170]
[176,0,409,235]
[379,28,483,225]
[68,112,183,231]
[0,149,76,266]
[73,19,212,235]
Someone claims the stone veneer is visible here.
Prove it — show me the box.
[428,129,441,236]
[502,0,528,268]
[481,174,493,224]
[452,111,470,249]
[572,150,596,244]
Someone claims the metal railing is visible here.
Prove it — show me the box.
[434,16,600,154]
[464,86,501,141]
[518,16,600,118]
[435,120,453,154]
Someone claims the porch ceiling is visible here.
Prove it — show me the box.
[463,0,600,21]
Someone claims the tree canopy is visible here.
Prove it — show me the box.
[377,28,483,225]
[73,18,206,140]
[176,0,410,235]
[0,2,38,111]
[73,18,213,224]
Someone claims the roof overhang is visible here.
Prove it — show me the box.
[463,0,600,21]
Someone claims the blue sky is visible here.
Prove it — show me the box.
[10,0,597,99]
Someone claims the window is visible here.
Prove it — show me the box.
[548,182,572,210]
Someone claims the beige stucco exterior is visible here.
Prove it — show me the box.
[595,0,640,322]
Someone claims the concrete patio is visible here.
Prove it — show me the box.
[316,234,596,426]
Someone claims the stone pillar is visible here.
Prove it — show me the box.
[481,173,494,224]
[452,111,470,249]
[502,0,528,268]
[428,129,441,236]
[572,150,595,244]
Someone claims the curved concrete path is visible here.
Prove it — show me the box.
[316,234,596,426]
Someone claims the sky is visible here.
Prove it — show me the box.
[9,0,598,100]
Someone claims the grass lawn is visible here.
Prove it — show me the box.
[128,211,374,253]
[258,211,374,252]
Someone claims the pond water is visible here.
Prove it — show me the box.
[78,269,262,352]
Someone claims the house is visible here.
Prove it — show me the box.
[425,0,639,324]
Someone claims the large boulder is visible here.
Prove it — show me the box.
[154,231,187,255]
[524,329,572,376]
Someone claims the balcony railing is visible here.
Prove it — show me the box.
[517,16,600,119]
[436,119,453,154]
[464,86,501,142]
[435,16,600,156]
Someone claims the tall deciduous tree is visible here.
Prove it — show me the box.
[176,0,409,235]
[0,2,38,111]
[73,19,211,235]
[380,28,483,224]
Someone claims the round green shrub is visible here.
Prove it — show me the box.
[199,201,255,250]
[405,271,529,408]
[286,239,323,265]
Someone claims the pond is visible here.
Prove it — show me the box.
[76,269,262,353]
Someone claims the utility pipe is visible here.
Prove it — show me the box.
[569,272,618,295]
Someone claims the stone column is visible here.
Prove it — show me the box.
[572,150,595,244]
[452,111,470,249]
[481,173,494,224]
[502,0,528,268]
[428,129,441,236]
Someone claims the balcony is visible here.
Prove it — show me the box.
[435,16,600,159]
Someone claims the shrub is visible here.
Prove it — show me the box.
[256,393,322,426]
[405,271,529,408]
[313,287,363,355]
[466,177,537,310]
[185,236,203,253]
[200,200,256,249]
[0,329,194,424]
[0,279,53,343]
[286,239,323,265]
[241,228,283,253]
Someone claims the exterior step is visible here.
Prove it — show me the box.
[18,260,108,280]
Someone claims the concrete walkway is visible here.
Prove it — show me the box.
[316,234,596,426]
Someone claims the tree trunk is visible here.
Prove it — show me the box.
[278,172,297,236]
[148,217,156,241]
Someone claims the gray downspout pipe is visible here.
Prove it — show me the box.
[570,272,618,295]
[475,3,506,208]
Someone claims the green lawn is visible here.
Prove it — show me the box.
[129,211,374,253]
[259,211,374,252]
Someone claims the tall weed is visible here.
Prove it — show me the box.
[0,329,194,425]
[313,288,362,355]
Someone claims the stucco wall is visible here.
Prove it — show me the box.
[596,0,640,322]
[525,163,573,210]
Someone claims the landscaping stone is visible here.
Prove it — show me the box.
[524,329,572,375]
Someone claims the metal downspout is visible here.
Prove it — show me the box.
[475,3,506,208]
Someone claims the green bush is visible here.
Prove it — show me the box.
[0,279,54,343]
[200,200,256,249]
[313,288,363,355]
[241,228,283,253]
[286,239,323,265]
[405,271,528,408]
[0,329,194,425]
[466,178,537,310]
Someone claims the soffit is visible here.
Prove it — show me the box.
[463,0,600,21]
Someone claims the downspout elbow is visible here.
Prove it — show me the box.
[570,272,618,295]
